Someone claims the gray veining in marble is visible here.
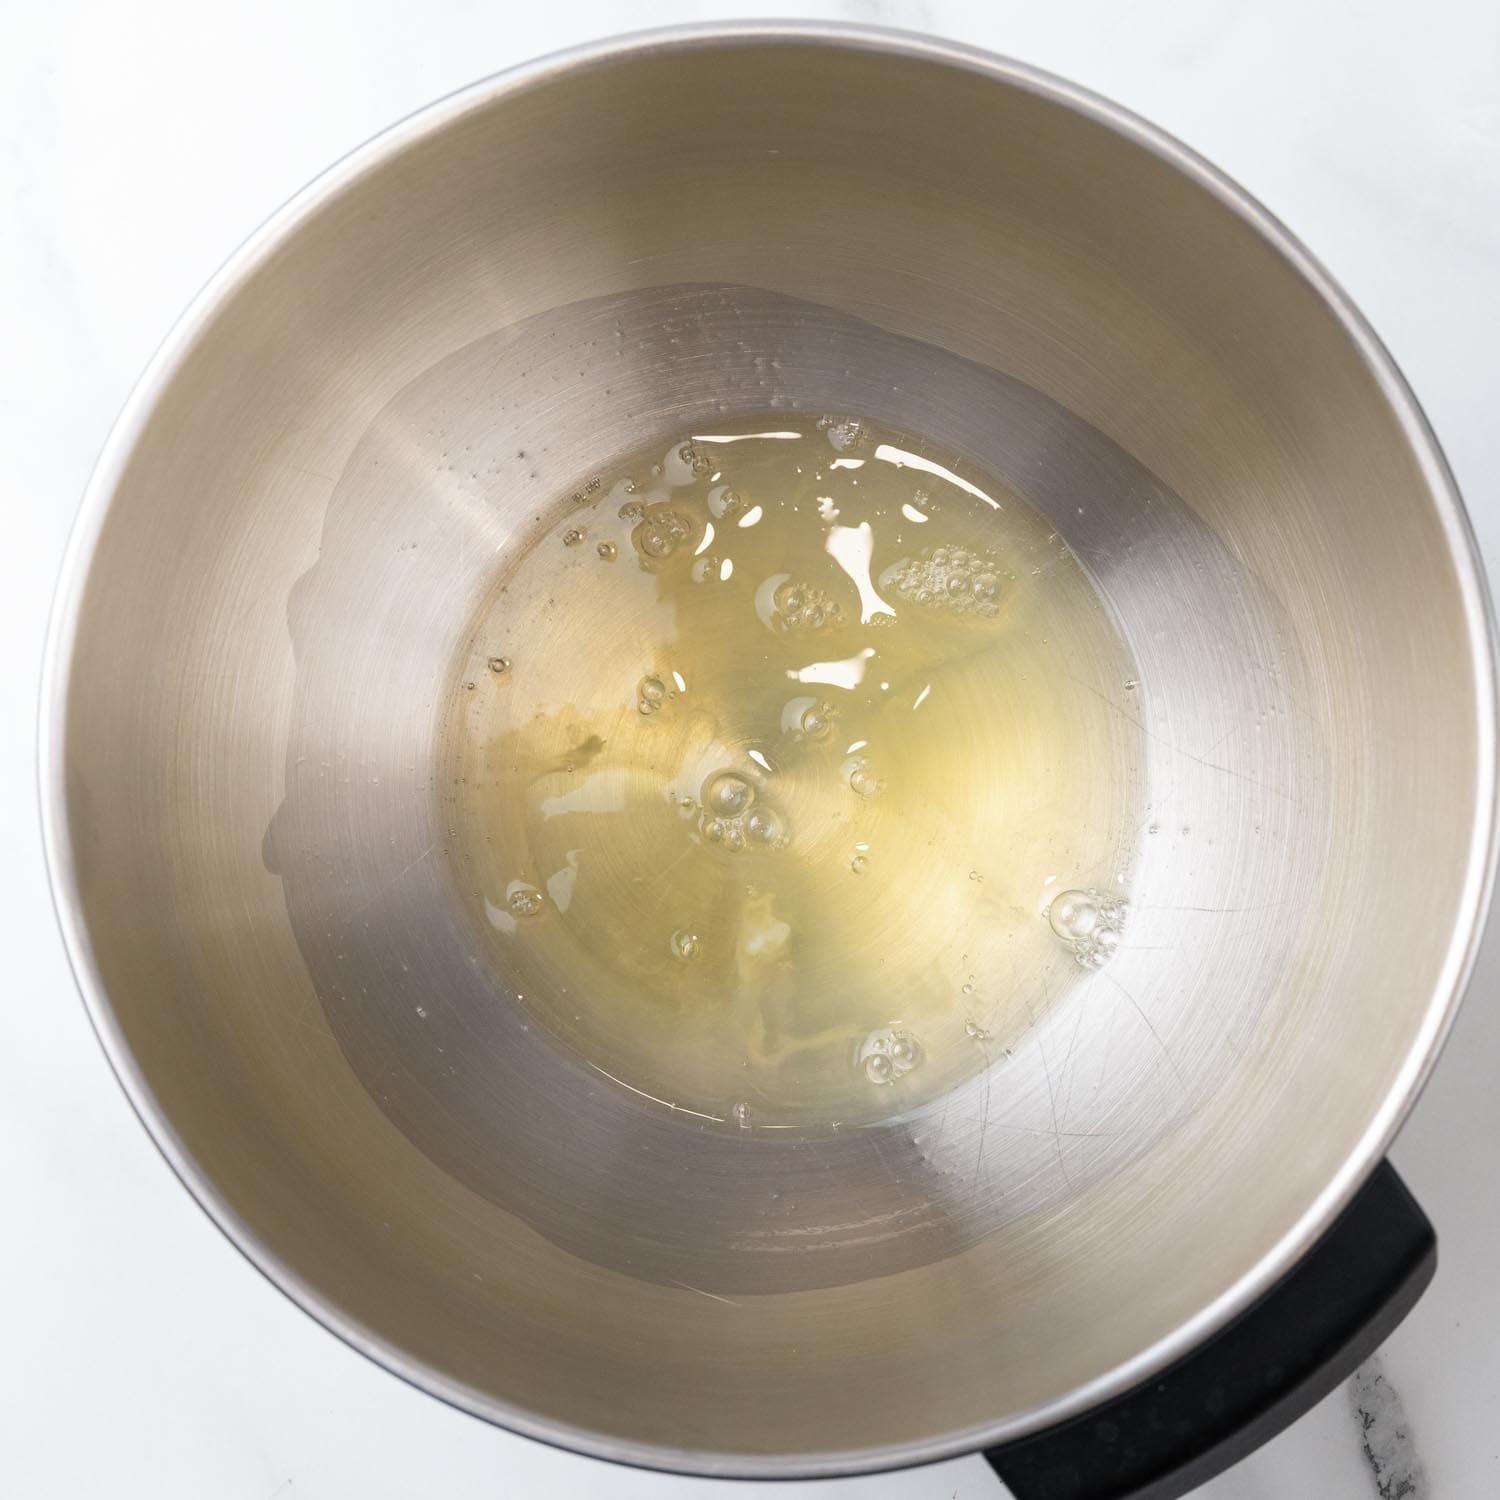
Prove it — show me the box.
[1350,1358,1428,1500]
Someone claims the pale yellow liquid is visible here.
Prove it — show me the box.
[442,415,1143,1129]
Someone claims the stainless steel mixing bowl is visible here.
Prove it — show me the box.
[41,22,1497,1483]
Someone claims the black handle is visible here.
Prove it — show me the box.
[985,1160,1434,1500]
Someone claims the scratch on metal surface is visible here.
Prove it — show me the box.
[965,1030,994,1179]
[933,1089,954,1150]
[1057,999,1087,1127]
[586,1062,724,1122]
[1096,975,1122,1095]
[1103,973,1190,1096]
[1350,1356,1429,1499]
[1142,900,1293,914]
[1032,1017,1073,1191]
[345,841,434,919]
[973,1057,995,1179]
[289,1009,333,1040]
[1193,722,1240,762]
[670,1279,740,1307]
[987,1120,1120,1141]
[1173,741,1294,801]
[1055,668,1158,748]
[1056,665,1293,800]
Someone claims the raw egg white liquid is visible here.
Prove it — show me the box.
[442,414,1145,1129]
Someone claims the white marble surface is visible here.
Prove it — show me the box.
[3,2,1498,1496]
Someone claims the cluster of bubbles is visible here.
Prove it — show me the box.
[799,701,836,740]
[698,769,786,854]
[561,527,586,547]
[707,485,746,521]
[845,756,884,798]
[677,440,713,478]
[1047,887,1129,968]
[770,578,844,635]
[781,696,838,744]
[669,929,702,963]
[636,675,669,715]
[817,415,867,453]
[885,546,1002,619]
[507,883,546,919]
[857,1027,922,1085]
[632,505,694,561]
